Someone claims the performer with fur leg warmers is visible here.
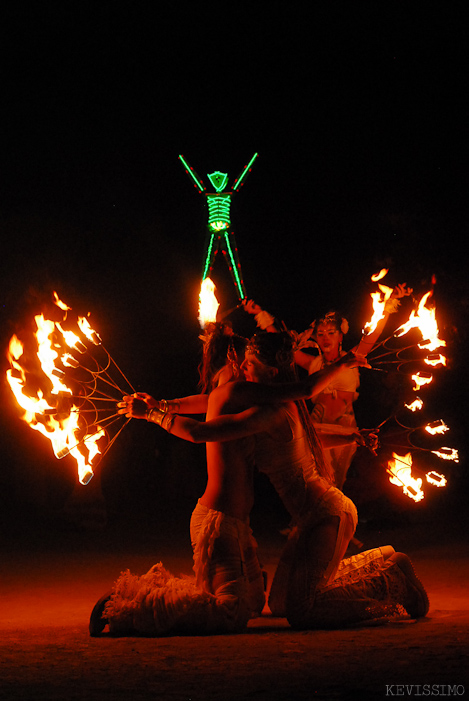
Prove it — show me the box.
[90,324,266,636]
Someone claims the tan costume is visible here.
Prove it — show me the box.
[308,353,359,489]
[104,501,265,636]
[254,404,425,628]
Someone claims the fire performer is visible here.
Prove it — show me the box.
[242,283,412,490]
[90,324,367,636]
[90,323,265,636]
[105,332,428,632]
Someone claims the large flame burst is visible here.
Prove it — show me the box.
[6,292,132,485]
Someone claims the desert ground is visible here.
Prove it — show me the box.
[1,491,468,701]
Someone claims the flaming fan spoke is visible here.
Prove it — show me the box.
[6,292,136,485]
[360,276,456,502]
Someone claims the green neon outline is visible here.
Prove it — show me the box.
[202,234,215,281]
[207,194,231,229]
[232,153,258,192]
[207,171,229,192]
[178,154,206,192]
[224,232,245,299]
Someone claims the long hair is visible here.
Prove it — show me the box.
[198,322,248,394]
[247,332,333,483]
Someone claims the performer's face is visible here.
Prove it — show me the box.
[315,322,342,357]
[241,351,278,383]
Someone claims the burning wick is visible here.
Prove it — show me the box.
[405,398,424,412]
[425,420,449,435]
[426,471,447,487]
[386,452,424,502]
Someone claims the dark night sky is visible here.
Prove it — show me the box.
[1,5,468,530]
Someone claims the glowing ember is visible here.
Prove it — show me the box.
[426,471,447,487]
[387,452,424,502]
[363,272,393,336]
[431,447,459,462]
[198,277,220,329]
[405,398,424,412]
[425,420,449,435]
[6,293,107,485]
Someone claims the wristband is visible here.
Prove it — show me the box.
[147,407,176,433]
[156,398,181,413]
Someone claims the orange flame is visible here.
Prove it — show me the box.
[198,277,220,329]
[363,271,393,335]
[425,420,449,435]
[405,398,424,412]
[53,291,71,311]
[424,353,447,367]
[426,471,447,487]
[411,372,433,391]
[387,452,424,502]
[431,447,459,462]
[394,291,446,354]
[78,315,102,345]
[6,294,106,485]
[371,268,389,282]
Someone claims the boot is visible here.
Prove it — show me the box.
[89,591,112,636]
[384,552,429,618]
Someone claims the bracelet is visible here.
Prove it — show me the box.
[146,407,165,425]
[156,398,181,413]
[255,310,275,330]
[146,407,176,433]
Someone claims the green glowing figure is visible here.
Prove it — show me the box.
[179,153,258,300]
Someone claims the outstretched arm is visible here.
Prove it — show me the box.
[118,395,282,443]
[224,352,369,406]
[130,392,209,415]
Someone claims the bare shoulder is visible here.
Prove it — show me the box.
[207,381,247,416]
[208,381,271,415]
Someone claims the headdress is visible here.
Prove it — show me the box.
[246,332,295,374]
[310,311,349,336]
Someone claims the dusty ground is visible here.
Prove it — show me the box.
[1,509,468,701]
